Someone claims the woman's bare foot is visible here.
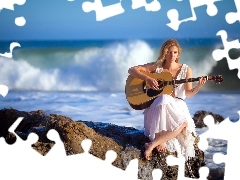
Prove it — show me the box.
[156,143,167,153]
[182,121,187,128]
[144,142,153,160]
[181,121,188,138]
[154,132,167,153]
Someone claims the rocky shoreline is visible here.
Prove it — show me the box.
[0,108,224,180]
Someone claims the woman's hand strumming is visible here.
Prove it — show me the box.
[146,77,159,90]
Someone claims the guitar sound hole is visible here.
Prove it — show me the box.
[148,80,164,97]
[143,80,164,97]
[147,89,163,97]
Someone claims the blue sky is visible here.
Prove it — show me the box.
[0,0,239,40]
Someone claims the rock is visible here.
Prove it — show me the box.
[0,108,205,179]
[192,110,226,180]
[193,110,224,128]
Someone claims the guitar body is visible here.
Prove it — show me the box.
[125,71,174,110]
[125,71,223,110]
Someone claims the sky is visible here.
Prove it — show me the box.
[0,0,239,40]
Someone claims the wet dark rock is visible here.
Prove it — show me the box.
[193,110,224,128]
[0,108,218,179]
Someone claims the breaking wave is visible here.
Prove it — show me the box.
[0,39,234,92]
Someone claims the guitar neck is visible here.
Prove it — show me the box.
[162,76,205,86]
[175,76,208,84]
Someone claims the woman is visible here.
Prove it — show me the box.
[128,39,206,160]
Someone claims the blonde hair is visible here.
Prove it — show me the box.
[154,39,182,68]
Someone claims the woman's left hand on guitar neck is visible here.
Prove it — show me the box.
[186,76,207,98]
[196,76,207,89]
[185,67,207,98]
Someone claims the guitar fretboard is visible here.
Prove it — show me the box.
[161,76,208,86]
[175,76,207,84]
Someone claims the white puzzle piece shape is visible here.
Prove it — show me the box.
[1,121,139,180]
[167,0,221,31]
[82,0,125,21]
[131,0,161,12]
[0,0,26,27]
[198,112,240,180]
[0,85,9,97]
[212,30,240,79]
[0,42,21,58]
[225,0,240,24]
[166,155,209,180]
[0,0,26,10]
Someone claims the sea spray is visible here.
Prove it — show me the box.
[0,39,236,91]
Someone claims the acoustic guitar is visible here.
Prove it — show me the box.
[125,71,223,110]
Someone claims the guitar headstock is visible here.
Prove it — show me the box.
[208,75,223,84]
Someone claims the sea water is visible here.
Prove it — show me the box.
[1,90,239,126]
[0,38,239,120]
[0,38,240,171]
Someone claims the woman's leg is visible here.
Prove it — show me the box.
[155,131,167,152]
[145,131,168,153]
[144,122,187,160]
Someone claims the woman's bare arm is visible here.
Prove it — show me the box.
[185,66,206,98]
[128,63,154,80]
[128,63,159,90]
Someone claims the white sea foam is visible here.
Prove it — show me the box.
[0,40,220,91]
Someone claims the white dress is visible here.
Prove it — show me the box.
[144,64,196,159]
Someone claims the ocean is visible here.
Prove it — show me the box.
[0,38,240,172]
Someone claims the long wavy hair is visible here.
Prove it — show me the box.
[153,39,182,68]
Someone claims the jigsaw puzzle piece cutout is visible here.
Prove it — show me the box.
[0,0,26,10]
[43,129,76,179]
[0,42,21,58]
[213,140,240,180]
[0,117,24,145]
[0,85,9,97]
[62,138,139,180]
[225,0,240,24]
[197,115,215,151]
[0,123,44,179]
[167,155,209,180]
[167,0,221,31]
[81,138,92,153]
[213,152,226,165]
[1,126,70,180]
[131,0,161,12]
[199,112,240,143]
[124,158,139,179]
[198,115,231,151]
[167,155,185,179]
[1,119,139,179]
[212,30,240,79]
[82,0,125,21]
[45,129,65,157]
[105,149,117,163]
[0,134,40,179]
[2,114,56,155]
[199,112,240,180]
[152,168,163,180]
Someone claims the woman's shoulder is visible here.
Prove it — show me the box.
[180,63,189,67]
[185,65,192,76]
[143,62,158,72]
[180,63,192,70]
[129,62,156,73]
[136,62,155,68]
[179,64,192,75]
